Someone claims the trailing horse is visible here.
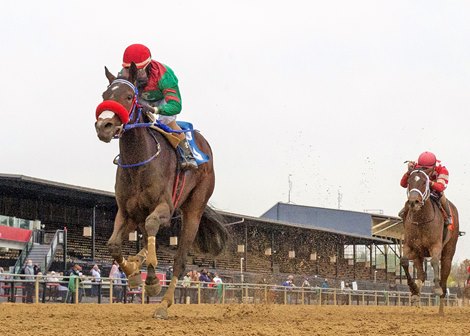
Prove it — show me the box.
[400,169,459,315]
[94,63,228,319]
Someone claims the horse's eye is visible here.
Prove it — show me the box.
[127,95,133,100]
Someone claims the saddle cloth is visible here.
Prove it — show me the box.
[150,121,210,165]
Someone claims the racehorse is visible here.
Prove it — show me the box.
[400,169,459,314]
[94,63,228,319]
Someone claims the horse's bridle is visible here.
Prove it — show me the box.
[407,169,430,205]
[107,79,162,168]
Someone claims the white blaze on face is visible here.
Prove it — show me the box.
[98,110,116,120]
[414,176,420,182]
[109,85,119,99]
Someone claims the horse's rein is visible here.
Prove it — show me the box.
[407,170,430,204]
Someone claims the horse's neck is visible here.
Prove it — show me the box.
[410,198,439,225]
[118,128,163,171]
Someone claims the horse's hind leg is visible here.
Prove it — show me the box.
[429,245,443,297]
[144,202,171,297]
[154,207,203,319]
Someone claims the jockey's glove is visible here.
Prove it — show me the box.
[152,106,160,114]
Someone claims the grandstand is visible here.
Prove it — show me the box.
[0,173,404,286]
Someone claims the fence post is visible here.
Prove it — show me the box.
[34,275,40,304]
[109,280,113,304]
[222,283,225,304]
[141,285,145,304]
[333,289,337,305]
[362,291,365,306]
[398,291,401,306]
[319,288,322,306]
[264,285,268,304]
[197,282,201,304]
[74,277,79,304]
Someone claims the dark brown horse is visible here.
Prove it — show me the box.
[94,63,228,319]
[401,169,459,314]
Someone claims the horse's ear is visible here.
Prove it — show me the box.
[128,62,138,84]
[105,66,116,84]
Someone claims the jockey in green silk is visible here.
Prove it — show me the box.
[119,43,197,170]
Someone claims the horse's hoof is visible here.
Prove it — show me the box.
[434,287,444,296]
[153,306,168,320]
[128,273,143,288]
[415,279,423,290]
[411,295,420,307]
[145,283,162,297]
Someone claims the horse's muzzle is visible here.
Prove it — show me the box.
[408,198,423,211]
[95,119,117,143]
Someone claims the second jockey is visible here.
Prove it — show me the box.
[399,151,452,225]
[119,43,197,170]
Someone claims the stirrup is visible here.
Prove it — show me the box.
[178,139,198,170]
[181,159,198,170]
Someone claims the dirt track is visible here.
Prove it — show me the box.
[1,304,469,336]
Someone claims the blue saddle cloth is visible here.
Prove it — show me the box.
[176,121,210,165]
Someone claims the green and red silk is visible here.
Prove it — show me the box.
[141,60,182,116]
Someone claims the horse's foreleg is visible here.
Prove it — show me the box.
[154,209,202,320]
[145,202,171,297]
[107,210,144,287]
[400,249,419,296]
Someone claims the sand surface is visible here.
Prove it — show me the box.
[1,303,469,336]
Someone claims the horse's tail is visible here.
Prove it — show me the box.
[194,206,228,256]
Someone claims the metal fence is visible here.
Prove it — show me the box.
[0,273,459,307]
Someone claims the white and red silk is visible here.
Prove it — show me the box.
[400,162,449,193]
[95,100,130,124]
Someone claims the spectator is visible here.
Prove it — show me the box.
[111,264,125,303]
[166,266,173,285]
[212,273,223,303]
[90,264,101,296]
[189,270,199,304]
[321,278,329,289]
[0,267,4,296]
[282,275,295,287]
[199,269,211,303]
[67,264,83,303]
[180,271,191,304]
[23,259,35,303]
[302,277,311,305]
[33,263,41,275]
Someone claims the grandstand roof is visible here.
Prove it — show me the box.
[0,174,396,244]
[261,202,373,237]
[0,173,115,207]
[220,209,393,245]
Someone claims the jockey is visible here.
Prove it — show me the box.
[119,43,197,170]
[399,151,452,225]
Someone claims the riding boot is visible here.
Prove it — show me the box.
[177,138,198,170]
[440,194,452,225]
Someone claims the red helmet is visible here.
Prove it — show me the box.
[417,151,437,167]
[122,44,152,69]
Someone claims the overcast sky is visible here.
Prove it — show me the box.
[1,1,469,261]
